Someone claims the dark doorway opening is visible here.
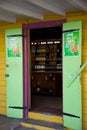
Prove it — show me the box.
[30,26,62,116]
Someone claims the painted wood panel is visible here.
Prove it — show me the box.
[64,12,87,130]
[0,30,6,115]
[82,100,87,107]
[82,71,87,77]
[0,87,6,94]
[83,107,87,114]
[0,107,6,114]
[0,21,25,116]
[0,75,5,80]
[0,95,6,101]
[82,58,87,63]
[0,101,6,107]
[0,11,86,129]
[82,92,87,99]
[0,81,6,86]
[82,51,87,56]
[83,122,87,130]
[0,59,5,64]
[0,70,5,74]
[82,114,87,121]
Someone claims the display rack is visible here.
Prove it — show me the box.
[31,39,62,96]
[31,39,62,72]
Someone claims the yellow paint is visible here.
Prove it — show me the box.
[0,101,6,107]
[64,128,72,130]
[0,107,6,115]
[67,11,87,130]
[0,81,6,86]
[21,122,56,130]
[0,10,87,129]
[28,112,63,124]
[0,87,6,94]
[0,95,6,101]
[82,92,87,99]
[0,65,6,70]
[0,70,5,74]
[83,121,87,130]
[44,14,65,21]
[82,78,87,84]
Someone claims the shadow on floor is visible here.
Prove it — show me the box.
[31,95,63,116]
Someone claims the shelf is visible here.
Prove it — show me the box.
[31,69,62,96]
[32,59,61,62]
[36,51,59,54]
[32,70,62,73]
[31,39,62,96]
[31,39,62,71]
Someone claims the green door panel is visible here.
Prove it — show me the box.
[63,21,82,130]
[5,28,23,118]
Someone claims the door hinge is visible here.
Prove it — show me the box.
[7,34,23,37]
[63,29,79,33]
[6,64,9,67]
[9,106,28,110]
[5,74,9,77]
[63,112,80,118]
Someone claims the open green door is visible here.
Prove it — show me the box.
[63,21,82,130]
[5,28,23,118]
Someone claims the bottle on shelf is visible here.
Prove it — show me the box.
[36,81,40,92]
[31,39,62,71]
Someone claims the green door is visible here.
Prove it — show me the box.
[5,28,23,118]
[63,21,82,130]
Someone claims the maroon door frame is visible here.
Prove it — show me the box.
[22,19,66,118]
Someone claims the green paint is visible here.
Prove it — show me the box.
[64,30,79,56]
[5,28,23,118]
[63,21,82,130]
[67,61,87,88]
[7,37,21,57]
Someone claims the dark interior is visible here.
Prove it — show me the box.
[30,26,62,41]
[30,26,62,116]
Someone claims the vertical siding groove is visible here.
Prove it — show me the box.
[0,11,86,129]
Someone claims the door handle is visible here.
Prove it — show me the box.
[6,64,9,67]
[5,74,9,77]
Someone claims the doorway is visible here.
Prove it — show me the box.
[29,26,63,116]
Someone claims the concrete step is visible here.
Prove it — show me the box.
[21,112,70,130]
[20,118,64,130]
[14,126,36,130]
[28,112,63,124]
[19,112,64,130]
[0,114,71,130]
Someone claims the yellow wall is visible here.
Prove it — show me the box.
[0,11,87,130]
[0,29,7,114]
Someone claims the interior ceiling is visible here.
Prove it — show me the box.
[0,0,87,23]
[30,26,62,41]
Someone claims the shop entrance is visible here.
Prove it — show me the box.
[29,26,63,116]
[5,20,82,130]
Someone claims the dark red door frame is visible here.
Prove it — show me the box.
[22,19,66,118]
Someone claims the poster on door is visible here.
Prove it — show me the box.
[64,30,79,56]
[7,36,21,57]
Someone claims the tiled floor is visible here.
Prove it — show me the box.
[31,95,63,116]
